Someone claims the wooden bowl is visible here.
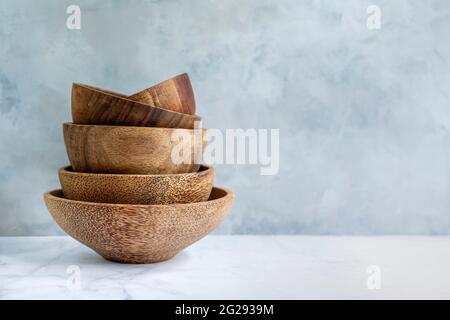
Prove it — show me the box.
[128,73,196,115]
[44,187,234,263]
[63,123,207,174]
[71,83,201,129]
[59,165,215,204]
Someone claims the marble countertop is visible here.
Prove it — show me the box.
[1,236,449,299]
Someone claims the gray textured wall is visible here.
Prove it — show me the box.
[1,0,449,235]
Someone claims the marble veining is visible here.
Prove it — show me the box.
[1,236,450,299]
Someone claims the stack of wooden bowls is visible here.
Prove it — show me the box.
[44,74,234,264]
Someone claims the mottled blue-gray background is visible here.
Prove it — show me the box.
[1,0,449,235]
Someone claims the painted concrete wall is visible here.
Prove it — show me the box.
[1,0,449,235]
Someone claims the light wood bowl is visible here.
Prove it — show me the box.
[128,73,196,115]
[44,187,234,263]
[63,123,207,174]
[72,83,201,129]
[59,165,215,204]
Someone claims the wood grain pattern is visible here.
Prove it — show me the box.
[63,123,208,174]
[59,165,215,204]
[128,73,196,115]
[72,83,201,129]
[44,187,234,264]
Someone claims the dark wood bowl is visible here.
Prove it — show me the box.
[63,123,208,174]
[128,73,196,115]
[72,83,201,128]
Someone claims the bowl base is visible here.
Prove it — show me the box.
[100,252,178,264]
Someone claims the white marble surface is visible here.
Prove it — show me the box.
[1,235,450,299]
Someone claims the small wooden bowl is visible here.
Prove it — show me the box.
[128,73,196,115]
[72,83,201,129]
[59,165,215,204]
[63,123,207,174]
[44,187,234,263]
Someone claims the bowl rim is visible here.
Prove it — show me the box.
[44,187,233,208]
[72,82,201,121]
[63,122,207,133]
[58,164,214,178]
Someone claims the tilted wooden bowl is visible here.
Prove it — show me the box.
[128,73,196,115]
[63,123,208,174]
[59,165,215,204]
[71,83,201,129]
[44,187,234,263]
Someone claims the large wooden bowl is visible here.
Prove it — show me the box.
[128,73,196,115]
[71,83,201,129]
[63,123,207,174]
[44,187,234,263]
[59,165,215,204]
